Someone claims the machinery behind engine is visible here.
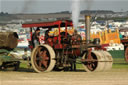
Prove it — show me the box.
[0,32,20,71]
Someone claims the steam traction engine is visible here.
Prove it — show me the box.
[22,16,113,73]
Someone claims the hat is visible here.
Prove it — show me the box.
[36,27,40,31]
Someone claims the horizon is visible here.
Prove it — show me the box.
[1,0,128,14]
[1,9,127,15]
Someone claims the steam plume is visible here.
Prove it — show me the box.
[71,0,81,29]
[82,0,94,10]
[71,0,93,29]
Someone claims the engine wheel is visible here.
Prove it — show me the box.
[125,47,128,62]
[31,44,56,72]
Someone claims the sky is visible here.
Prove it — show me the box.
[0,0,128,14]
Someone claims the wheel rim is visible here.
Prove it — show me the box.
[125,47,128,62]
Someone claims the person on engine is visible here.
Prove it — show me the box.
[31,27,40,48]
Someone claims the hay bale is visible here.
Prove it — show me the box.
[0,32,18,50]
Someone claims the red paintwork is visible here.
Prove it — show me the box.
[58,22,61,44]
[45,38,54,47]
[65,21,68,37]
[121,39,128,47]
[54,44,63,49]
[73,49,81,56]
[22,20,89,57]
[22,20,73,28]
[121,39,128,62]
[22,21,61,28]
[29,45,33,49]
[53,37,58,44]
[22,20,73,46]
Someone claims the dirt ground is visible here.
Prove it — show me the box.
[0,68,128,85]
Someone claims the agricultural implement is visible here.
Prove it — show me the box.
[0,32,20,70]
[121,39,128,62]
[22,15,113,72]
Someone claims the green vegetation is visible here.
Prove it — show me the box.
[76,50,128,69]
[113,58,128,69]
[19,50,128,71]
[113,63,128,69]
[20,61,28,69]
[19,58,128,71]
[109,50,125,58]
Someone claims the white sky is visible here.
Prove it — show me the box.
[1,0,128,13]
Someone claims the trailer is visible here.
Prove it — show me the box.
[0,32,20,70]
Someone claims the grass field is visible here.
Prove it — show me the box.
[19,58,128,72]
[19,50,128,71]
[109,50,128,69]
[1,50,128,85]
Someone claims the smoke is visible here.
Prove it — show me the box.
[71,0,81,29]
[21,0,36,13]
[82,0,94,10]
[71,0,93,29]
[0,0,1,12]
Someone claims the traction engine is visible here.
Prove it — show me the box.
[22,16,113,72]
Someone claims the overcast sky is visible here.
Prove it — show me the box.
[0,0,128,14]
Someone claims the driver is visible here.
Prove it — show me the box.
[31,27,40,48]
[45,28,52,41]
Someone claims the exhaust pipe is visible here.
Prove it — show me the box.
[85,15,91,44]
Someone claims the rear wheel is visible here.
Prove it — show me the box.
[31,44,56,72]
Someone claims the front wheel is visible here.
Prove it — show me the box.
[82,51,113,72]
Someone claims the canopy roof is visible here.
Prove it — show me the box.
[22,20,73,29]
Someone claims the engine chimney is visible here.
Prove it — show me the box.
[85,15,91,44]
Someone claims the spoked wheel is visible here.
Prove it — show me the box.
[82,51,98,72]
[125,47,128,62]
[31,44,56,73]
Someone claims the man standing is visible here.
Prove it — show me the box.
[31,27,40,48]
[45,28,52,41]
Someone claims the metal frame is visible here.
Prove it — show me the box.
[22,20,73,49]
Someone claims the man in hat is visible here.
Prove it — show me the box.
[31,27,40,48]
[45,28,52,41]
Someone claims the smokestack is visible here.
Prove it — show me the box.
[85,15,91,44]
